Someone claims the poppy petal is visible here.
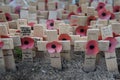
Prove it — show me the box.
[105,37,117,53]
[46,43,55,54]
[68,12,76,19]
[86,40,99,55]
[75,26,88,36]
[87,16,97,25]
[58,34,71,41]
[21,37,34,49]
[98,8,111,20]
[96,2,105,11]
[0,41,4,48]
[113,6,120,13]
[5,13,12,21]
[46,19,54,30]
[53,41,62,53]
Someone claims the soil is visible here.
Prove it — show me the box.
[0,51,119,80]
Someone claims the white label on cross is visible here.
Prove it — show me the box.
[48,11,57,20]
[112,23,120,34]
[46,30,58,41]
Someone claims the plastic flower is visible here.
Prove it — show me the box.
[58,34,71,41]
[98,8,111,20]
[15,6,21,14]
[105,37,117,53]
[77,7,82,13]
[21,37,34,49]
[0,35,10,38]
[46,41,62,54]
[113,6,120,13]
[86,40,99,55]
[110,12,115,20]
[96,2,105,11]
[68,12,76,19]
[0,41,4,48]
[87,16,97,25]
[75,26,88,36]
[5,13,12,21]
[46,19,54,30]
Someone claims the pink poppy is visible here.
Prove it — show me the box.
[87,16,97,25]
[75,26,88,36]
[113,6,120,13]
[77,7,82,13]
[86,40,99,55]
[58,34,71,41]
[15,6,21,14]
[105,37,117,53]
[21,37,34,49]
[98,8,111,20]
[110,12,115,20]
[5,13,12,21]
[28,22,36,29]
[96,2,105,11]
[68,12,76,19]
[46,41,62,54]
[46,19,54,30]
[0,41,4,48]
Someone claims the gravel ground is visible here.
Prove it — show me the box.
[0,51,119,80]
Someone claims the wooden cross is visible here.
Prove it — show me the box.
[74,29,109,72]
[37,30,71,69]
[101,25,119,73]
[1,38,16,71]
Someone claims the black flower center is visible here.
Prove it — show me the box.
[51,44,56,49]
[109,43,112,47]
[89,19,93,22]
[24,41,29,45]
[102,13,106,16]
[6,16,9,21]
[116,9,119,12]
[99,6,103,9]
[62,38,67,40]
[80,29,84,32]
[89,45,95,49]
[50,23,54,26]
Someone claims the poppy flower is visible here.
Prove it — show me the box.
[86,40,99,55]
[87,16,97,25]
[77,7,82,13]
[110,12,115,20]
[98,35,102,40]
[98,8,111,20]
[15,6,21,14]
[16,30,21,33]
[0,41,4,48]
[28,22,36,30]
[46,19,54,30]
[21,37,34,49]
[96,2,105,11]
[5,13,12,21]
[46,41,62,54]
[58,34,71,41]
[75,26,88,36]
[68,12,76,19]
[105,37,117,53]
[113,32,120,37]
[113,6,120,13]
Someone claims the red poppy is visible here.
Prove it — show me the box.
[46,41,62,54]
[16,30,21,33]
[86,40,99,55]
[28,22,36,27]
[0,35,10,38]
[113,32,120,37]
[15,6,21,14]
[110,12,115,20]
[77,7,82,13]
[98,8,111,20]
[46,19,54,30]
[0,41,4,48]
[96,2,105,11]
[68,12,76,19]
[105,37,117,53]
[113,6,120,13]
[21,37,34,49]
[5,13,12,21]
[58,34,71,41]
[75,26,88,36]
[87,16,97,25]
[98,35,102,40]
